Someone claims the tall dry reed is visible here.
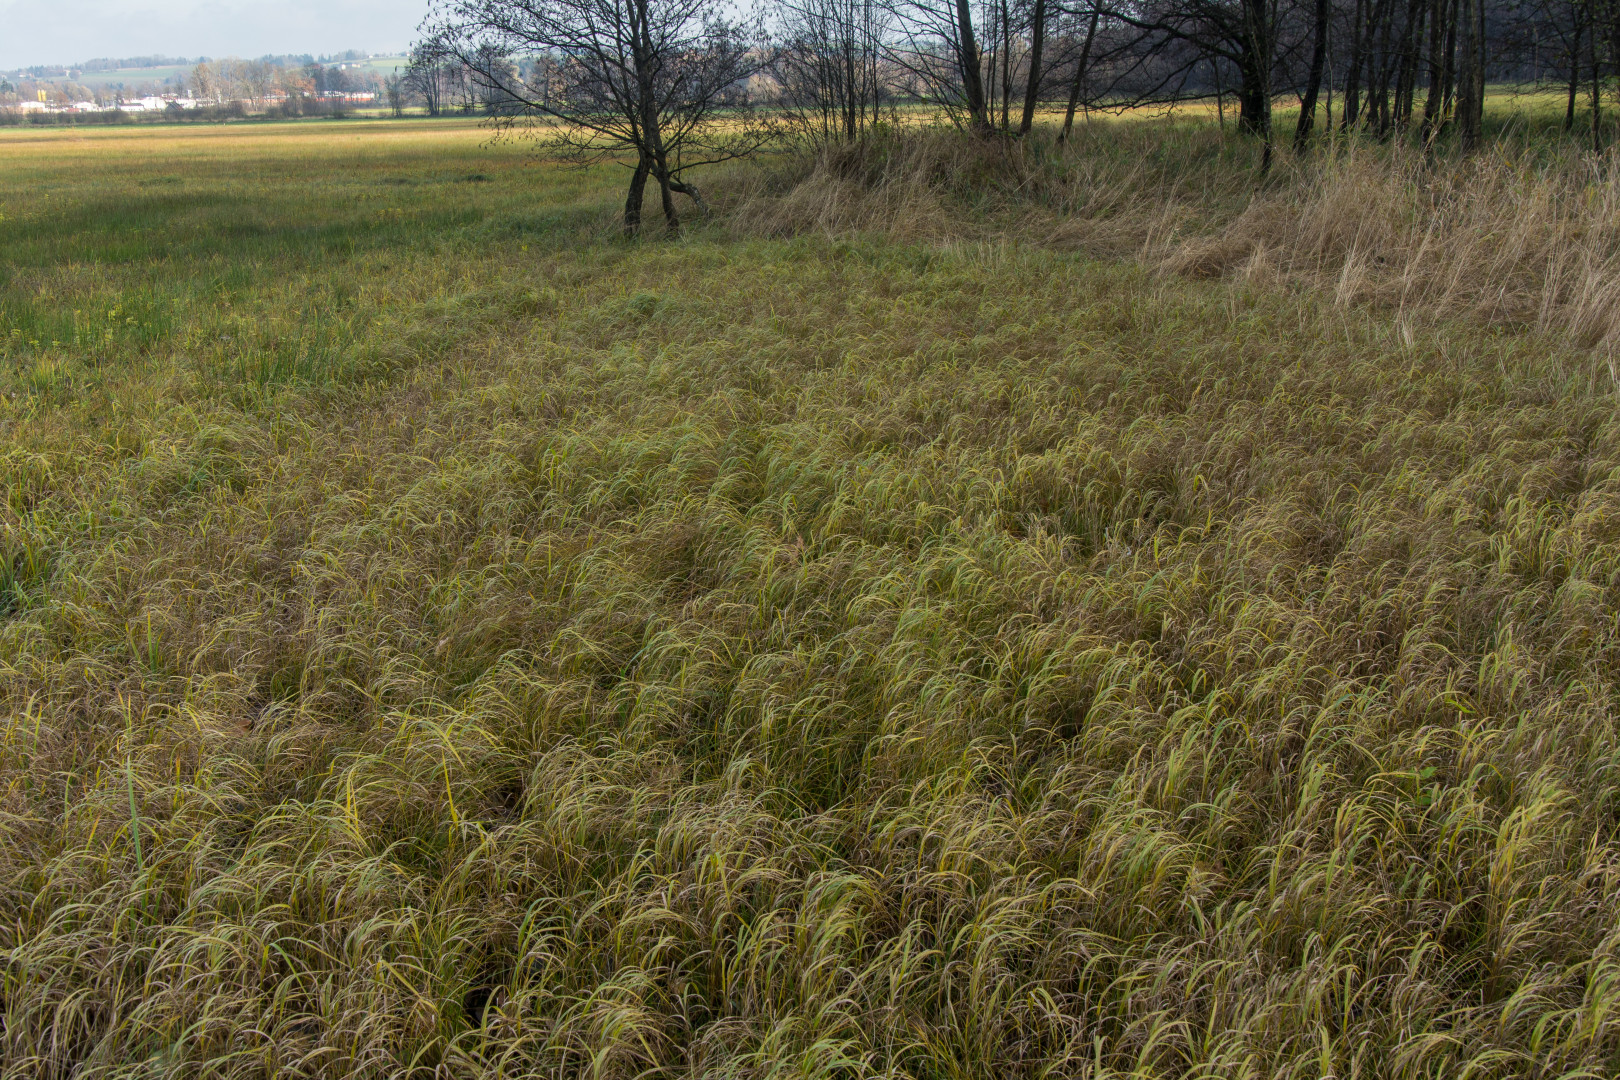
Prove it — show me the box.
[726,123,1620,348]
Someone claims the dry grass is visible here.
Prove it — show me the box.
[3,118,1620,1079]
[1164,143,1620,350]
[727,121,1620,351]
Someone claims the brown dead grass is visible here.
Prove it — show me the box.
[724,123,1620,352]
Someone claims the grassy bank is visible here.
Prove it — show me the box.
[3,119,1620,1078]
[729,119,1620,350]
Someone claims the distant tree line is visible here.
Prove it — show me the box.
[75,55,194,74]
[187,58,391,109]
[390,58,535,117]
[765,0,1620,156]
[0,55,404,112]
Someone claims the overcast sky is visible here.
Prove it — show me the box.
[0,0,427,69]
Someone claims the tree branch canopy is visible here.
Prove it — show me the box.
[418,0,771,233]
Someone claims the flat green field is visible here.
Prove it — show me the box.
[3,118,1620,1078]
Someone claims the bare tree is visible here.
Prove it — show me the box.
[1454,0,1484,144]
[831,0,1620,157]
[418,0,771,236]
[191,63,218,105]
[385,73,408,116]
[404,55,451,116]
[776,0,894,142]
[887,0,994,129]
[241,60,276,106]
[1019,0,1052,131]
[1294,0,1329,147]
[1058,5,1103,137]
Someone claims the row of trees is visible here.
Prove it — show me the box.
[189,59,388,106]
[772,0,1620,150]
[418,0,1620,232]
[390,58,543,116]
[0,78,103,106]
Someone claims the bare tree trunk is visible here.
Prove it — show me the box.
[1059,7,1100,140]
[668,176,708,213]
[624,157,650,236]
[1326,34,1334,128]
[1442,0,1460,117]
[1372,0,1395,134]
[1019,0,1048,134]
[1421,0,1449,139]
[1394,0,1426,128]
[1238,0,1275,169]
[957,0,992,130]
[1592,1,1604,151]
[1344,0,1367,127]
[1567,4,1584,130]
[984,22,996,121]
[1238,14,1270,130]
[632,0,681,234]
[1455,0,1483,148]
[1295,0,1330,150]
[656,169,680,234]
[844,31,859,139]
[991,0,1004,128]
[1609,0,1620,122]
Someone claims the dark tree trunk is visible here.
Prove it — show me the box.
[668,176,708,213]
[654,160,679,234]
[1344,0,1367,127]
[1394,0,1426,128]
[1059,7,1100,140]
[1000,0,1013,128]
[957,0,991,130]
[1421,0,1449,139]
[1237,51,1271,142]
[1609,0,1620,123]
[1441,0,1460,117]
[1019,0,1048,134]
[1567,7,1583,131]
[1236,0,1275,142]
[623,156,650,236]
[1372,0,1395,134]
[983,26,994,118]
[844,36,859,139]
[1238,71,1269,135]
[1241,0,1276,169]
[1455,0,1484,148]
[632,3,680,234]
[1592,2,1603,152]
[1295,0,1330,150]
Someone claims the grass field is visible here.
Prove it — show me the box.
[4,117,1620,1078]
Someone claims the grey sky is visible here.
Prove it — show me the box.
[0,0,428,69]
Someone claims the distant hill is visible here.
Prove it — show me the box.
[4,52,408,89]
